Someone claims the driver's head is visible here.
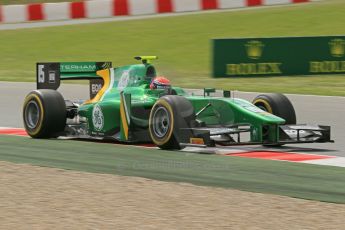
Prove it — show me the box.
[150,76,171,90]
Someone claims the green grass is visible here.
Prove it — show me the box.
[1,135,345,203]
[0,0,77,5]
[0,0,345,95]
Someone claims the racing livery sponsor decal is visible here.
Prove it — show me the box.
[89,79,104,99]
[91,83,102,94]
[49,71,56,83]
[92,104,104,131]
[61,63,97,72]
[118,70,130,90]
[37,64,45,83]
[98,62,112,69]
[36,63,60,90]
[60,62,112,73]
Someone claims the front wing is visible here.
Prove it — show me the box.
[177,124,333,148]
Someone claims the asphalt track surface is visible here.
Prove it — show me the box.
[0,81,344,157]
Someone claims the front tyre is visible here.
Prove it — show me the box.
[23,90,66,138]
[253,93,296,125]
[253,93,296,147]
[149,96,195,150]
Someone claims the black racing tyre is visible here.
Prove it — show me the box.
[252,93,296,125]
[149,95,195,150]
[23,89,66,138]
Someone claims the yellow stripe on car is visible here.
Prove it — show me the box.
[120,93,129,140]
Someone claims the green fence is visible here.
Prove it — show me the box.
[212,36,345,77]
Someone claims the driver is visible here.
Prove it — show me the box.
[150,76,171,90]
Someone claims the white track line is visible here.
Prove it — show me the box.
[303,157,345,168]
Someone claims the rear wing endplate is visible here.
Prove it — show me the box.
[36,62,111,99]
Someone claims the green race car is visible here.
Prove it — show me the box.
[23,56,333,149]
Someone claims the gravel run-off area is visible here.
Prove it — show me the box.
[0,161,344,229]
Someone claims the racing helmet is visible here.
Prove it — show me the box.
[150,76,171,90]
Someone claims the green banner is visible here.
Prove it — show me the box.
[212,36,345,77]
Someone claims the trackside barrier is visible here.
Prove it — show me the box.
[0,0,309,24]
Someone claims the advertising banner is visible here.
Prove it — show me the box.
[212,36,345,77]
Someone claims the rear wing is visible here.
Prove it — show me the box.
[36,62,112,99]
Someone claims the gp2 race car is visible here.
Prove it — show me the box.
[23,56,333,149]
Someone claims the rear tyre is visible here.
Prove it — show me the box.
[149,95,195,150]
[252,93,296,125]
[23,90,66,138]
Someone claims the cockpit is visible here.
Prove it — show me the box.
[113,64,157,90]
